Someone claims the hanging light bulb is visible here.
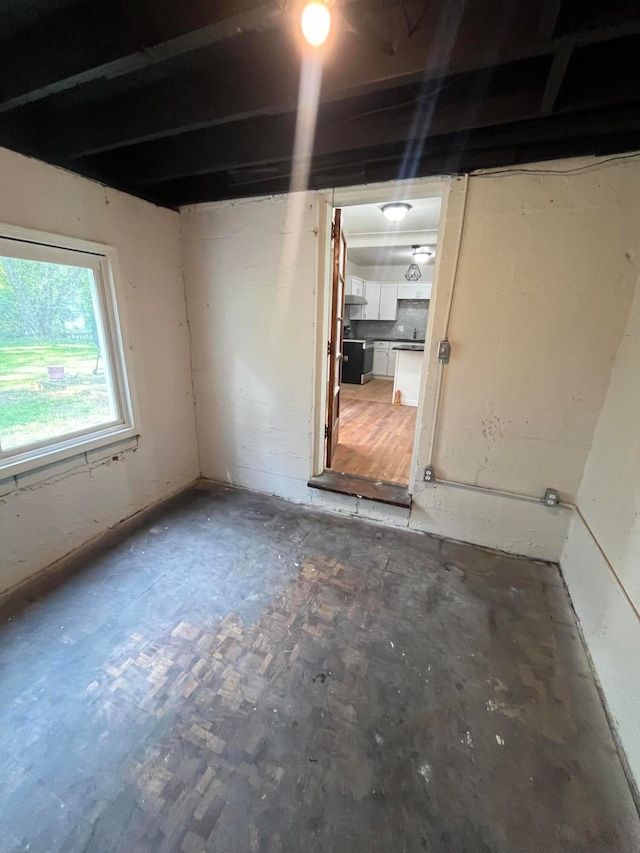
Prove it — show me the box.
[301,2,331,46]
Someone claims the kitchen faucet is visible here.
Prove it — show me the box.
[413,327,417,339]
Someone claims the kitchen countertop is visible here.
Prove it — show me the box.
[392,344,425,351]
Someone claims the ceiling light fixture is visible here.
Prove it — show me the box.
[412,245,433,264]
[381,202,412,222]
[301,2,331,46]
[405,263,422,282]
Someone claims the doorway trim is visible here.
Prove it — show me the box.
[311,175,452,496]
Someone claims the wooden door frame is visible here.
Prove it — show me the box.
[311,176,451,494]
[326,208,347,467]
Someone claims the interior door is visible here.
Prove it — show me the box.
[326,208,347,467]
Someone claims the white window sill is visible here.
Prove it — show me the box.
[0,428,140,492]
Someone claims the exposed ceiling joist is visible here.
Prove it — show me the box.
[0,0,285,113]
[95,77,547,187]
[539,43,573,113]
[0,0,638,208]
[9,18,638,165]
[146,104,640,206]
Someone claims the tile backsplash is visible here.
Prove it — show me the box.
[348,299,429,340]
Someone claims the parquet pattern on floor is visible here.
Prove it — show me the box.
[0,485,638,852]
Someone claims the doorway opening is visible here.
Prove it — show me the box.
[311,188,445,506]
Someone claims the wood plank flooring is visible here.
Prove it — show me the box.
[342,377,394,403]
[333,380,416,484]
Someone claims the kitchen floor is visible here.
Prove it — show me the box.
[0,484,638,852]
[332,379,416,484]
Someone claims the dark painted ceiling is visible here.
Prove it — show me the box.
[0,0,639,208]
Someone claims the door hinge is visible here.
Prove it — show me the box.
[327,340,332,356]
[331,222,336,241]
[324,424,329,438]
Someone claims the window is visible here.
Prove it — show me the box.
[0,226,136,476]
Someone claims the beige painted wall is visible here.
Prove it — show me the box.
[0,148,200,594]
[562,276,640,788]
[181,155,639,562]
[410,161,640,557]
[180,193,319,499]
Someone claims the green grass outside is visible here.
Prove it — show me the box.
[0,343,113,450]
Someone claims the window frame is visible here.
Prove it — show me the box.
[0,223,138,478]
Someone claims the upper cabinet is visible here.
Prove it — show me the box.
[348,278,429,322]
[379,284,398,320]
[398,283,432,300]
[363,283,380,319]
[363,283,398,321]
[346,275,366,319]
[345,275,365,297]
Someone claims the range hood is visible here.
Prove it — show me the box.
[345,294,366,305]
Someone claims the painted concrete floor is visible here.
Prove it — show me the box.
[0,484,638,852]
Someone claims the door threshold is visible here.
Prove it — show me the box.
[308,471,412,508]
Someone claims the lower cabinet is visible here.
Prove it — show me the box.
[387,348,397,377]
[372,341,397,377]
[372,348,388,376]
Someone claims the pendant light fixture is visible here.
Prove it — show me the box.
[405,263,422,281]
[412,245,433,264]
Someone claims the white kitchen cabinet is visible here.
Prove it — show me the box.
[346,275,365,319]
[363,283,397,321]
[387,348,397,377]
[346,275,365,296]
[379,284,398,320]
[398,283,432,300]
[372,348,388,376]
[363,282,381,320]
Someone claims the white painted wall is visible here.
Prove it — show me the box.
[411,160,640,559]
[0,148,199,594]
[561,277,640,789]
[180,193,319,501]
[182,156,639,562]
[346,259,366,278]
